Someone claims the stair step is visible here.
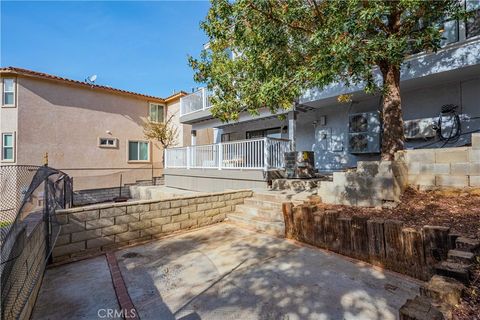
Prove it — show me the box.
[227,212,285,237]
[252,191,293,203]
[448,250,475,264]
[243,198,283,211]
[399,295,445,320]
[434,261,472,285]
[419,275,465,307]
[455,237,480,253]
[236,204,283,221]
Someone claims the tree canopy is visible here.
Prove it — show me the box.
[189,0,465,159]
[190,0,464,120]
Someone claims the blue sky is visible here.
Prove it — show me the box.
[1,1,210,97]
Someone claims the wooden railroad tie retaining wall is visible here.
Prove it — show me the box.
[283,203,458,281]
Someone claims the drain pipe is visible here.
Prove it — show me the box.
[288,102,297,151]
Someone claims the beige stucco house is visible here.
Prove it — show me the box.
[0,67,212,190]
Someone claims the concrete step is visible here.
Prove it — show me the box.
[455,237,480,253]
[419,275,465,307]
[434,261,472,285]
[252,191,293,203]
[399,295,445,320]
[227,212,285,237]
[243,198,283,211]
[236,204,283,222]
[447,250,475,264]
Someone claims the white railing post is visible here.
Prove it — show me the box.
[164,149,168,169]
[263,137,269,170]
[202,87,207,111]
[186,146,191,169]
[218,142,223,170]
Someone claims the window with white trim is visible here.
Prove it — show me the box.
[2,133,14,161]
[98,137,118,148]
[128,141,149,161]
[149,103,164,123]
[3,79,15,106]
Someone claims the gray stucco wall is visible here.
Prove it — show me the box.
[300,37,480,104]
[299,75,480,170]
[164,168,267,191]
[198,75,480,171]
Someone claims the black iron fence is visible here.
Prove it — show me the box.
[0,165,72,319]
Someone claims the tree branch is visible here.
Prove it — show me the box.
[248,2,314,35]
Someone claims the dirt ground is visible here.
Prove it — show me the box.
[313,187,480,238]
[453,261,480,320]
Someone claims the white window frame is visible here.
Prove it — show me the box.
[127,140,150,162]
[148,103,165,123]
[2,132,15,162]
[98,137,118,148]
[2,78,16,107]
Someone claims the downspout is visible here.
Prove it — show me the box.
[288,102,297,151]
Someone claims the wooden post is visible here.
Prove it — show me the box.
[282,202,294,239]
[351,216,369,261]
[43,152,48,166]
[323,210,339,251]
[367,219,386,266]
[402,228,428,280]
[384,220,404,271]
[313,209,326,248]
[301,205,316,245]
[292,205,304,241]
[337,217,352,256]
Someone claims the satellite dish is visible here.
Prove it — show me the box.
[85,74,97,83]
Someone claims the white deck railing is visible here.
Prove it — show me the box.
[180,87,211,116]
[165,138,291,170]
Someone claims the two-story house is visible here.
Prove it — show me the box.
[0,67,212,192]
[163,2,480,192]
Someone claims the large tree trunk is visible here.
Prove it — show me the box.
[380,64,404,161]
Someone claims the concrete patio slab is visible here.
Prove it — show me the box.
[31,255,119,320]
[30,223,421,320]
[117,224,420,320]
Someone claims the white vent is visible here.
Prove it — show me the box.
[404,118,437,140]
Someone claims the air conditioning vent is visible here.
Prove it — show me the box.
[349,114,368,133]
[348,112,381,154]
[349,133,368,153]
[404,118,437,140]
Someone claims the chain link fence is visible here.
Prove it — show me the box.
[0,165,72,320]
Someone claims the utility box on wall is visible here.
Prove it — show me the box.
[348,112,381,154]
[284,151,315,179]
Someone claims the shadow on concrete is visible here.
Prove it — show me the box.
[116,224,419,320]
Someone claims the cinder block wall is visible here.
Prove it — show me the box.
[2,217,47,320]
[396,133,480,188]
[73,186,131,206]
[317,160,407,207]
[53,190,252,263]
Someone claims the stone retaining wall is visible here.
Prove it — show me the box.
[53,190,252,263]
[396,132,480,189]
[2,215,47,320]
[283,203,458,281]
